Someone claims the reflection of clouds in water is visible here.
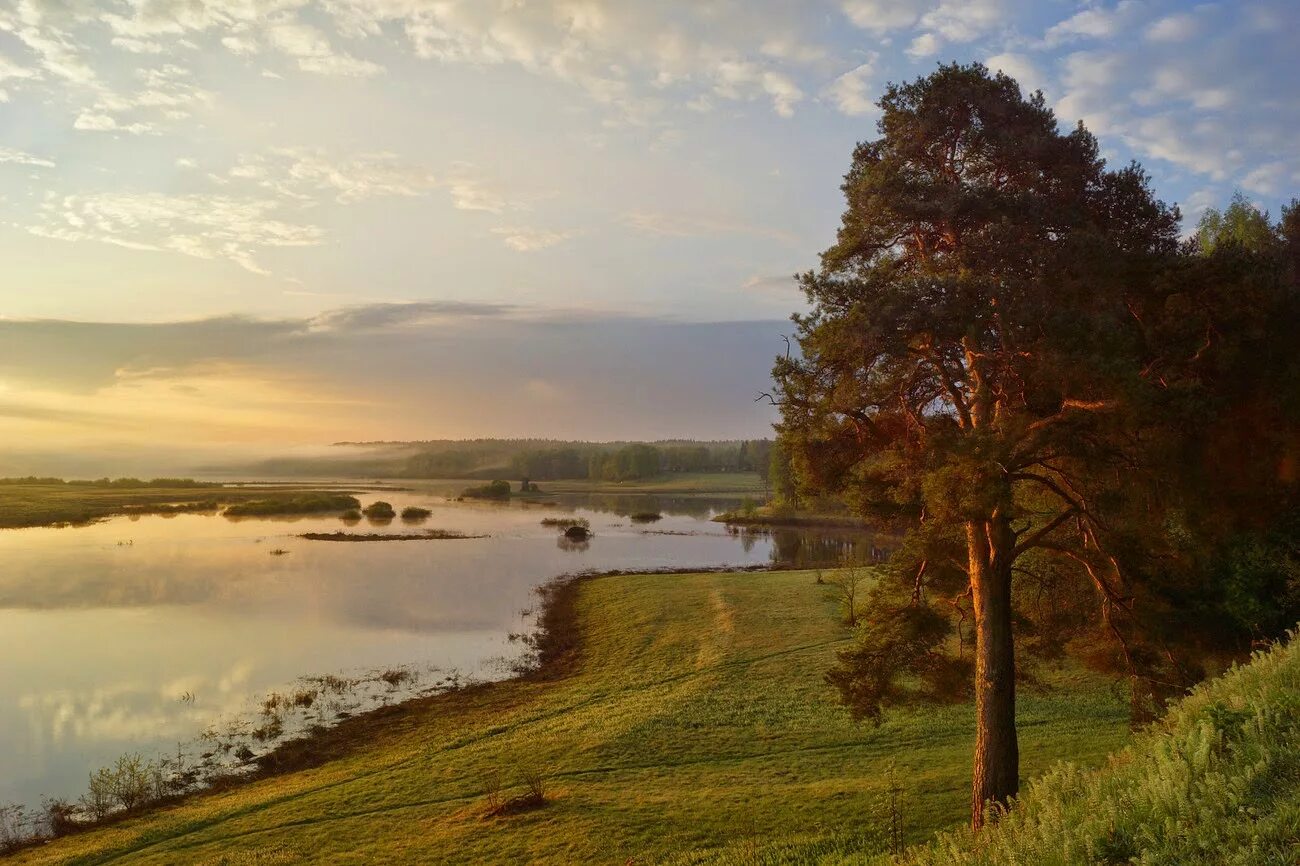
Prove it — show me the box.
[20,661,257,745]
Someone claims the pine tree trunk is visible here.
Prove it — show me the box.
[967,515,1019,829]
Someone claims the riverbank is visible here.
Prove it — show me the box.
[13,567,1129,864]
[713,504,871,530]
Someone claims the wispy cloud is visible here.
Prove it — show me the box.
[0,147,54,168]
[489,226,579,252]
[28,192,324,274]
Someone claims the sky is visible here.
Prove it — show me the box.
[0,0,1297,467]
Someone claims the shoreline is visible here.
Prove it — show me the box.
[7,564,777,853]
[713,512,871,530]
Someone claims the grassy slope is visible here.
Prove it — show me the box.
[15,570,1128,865]
[900,633,1300,866]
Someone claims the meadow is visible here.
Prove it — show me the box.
[12,568,1130,864]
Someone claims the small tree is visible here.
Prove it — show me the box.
[825,557,868,626]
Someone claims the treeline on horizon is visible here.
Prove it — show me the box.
[0,477,218,489]
[235,438,776,482]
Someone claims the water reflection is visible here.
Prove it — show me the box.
[0,489,883,809]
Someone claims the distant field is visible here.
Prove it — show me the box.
[16,569,1130,864]
[0,481,361,529]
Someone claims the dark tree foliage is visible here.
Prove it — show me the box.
[772,63,1185,827]
[776,64,1300,830]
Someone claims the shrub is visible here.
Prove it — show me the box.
[42,798,77,838]
[461,480,512,500]
[0,804,32,854]
[362,501,396,519]
[400,506,432,520]
[629,511,663,523]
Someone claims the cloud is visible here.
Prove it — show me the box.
[306,301,514,332]
[490,226,578,252]
[621,211,799,245]
[265,21,381,77]
[1048,2,1300,196]
[824,59,878,116]
[27,192,324,273]
[0,147,55,168]
[840,0,924,32]
[905,32,940,59]
[227,148,437,203]
[1043,2,1134,47]
[739,273,798,296]
[710,58,804,118]
[1145,13,1200,44]
[986,52,1047,99]
[918,0,1002,43]
[0,50,39,100]
[73,111,154,134]
[0,310,785,449]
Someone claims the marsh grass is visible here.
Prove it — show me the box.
[540,517,589,530]
[0,481,360,529]
[223,494,362,518]
[298,530,483,541]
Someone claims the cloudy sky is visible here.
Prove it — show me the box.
[0,0,1296,466]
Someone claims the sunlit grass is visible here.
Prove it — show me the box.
[12,570,1131,865]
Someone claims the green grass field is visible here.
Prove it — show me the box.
[16,569,1130,865]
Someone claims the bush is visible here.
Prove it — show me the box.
[462,480,512,500]
[362,501,396,519]
[629,511,663,523]
[400,506,432,520]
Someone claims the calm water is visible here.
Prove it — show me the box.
[0,488,871,807]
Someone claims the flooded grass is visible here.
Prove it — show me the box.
[539,517,589,529]
[222,494,362,518]
[297,530,485,541]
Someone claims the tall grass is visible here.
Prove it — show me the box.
[899,631,1300,866]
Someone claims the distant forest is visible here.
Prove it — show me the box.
[231,439,776,482]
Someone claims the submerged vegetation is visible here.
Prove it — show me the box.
[299,530,483,542]
[539,516,589,529]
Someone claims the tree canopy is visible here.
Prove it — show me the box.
[773,63,1300,828]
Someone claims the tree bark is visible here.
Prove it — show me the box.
[967,513,1019,829]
